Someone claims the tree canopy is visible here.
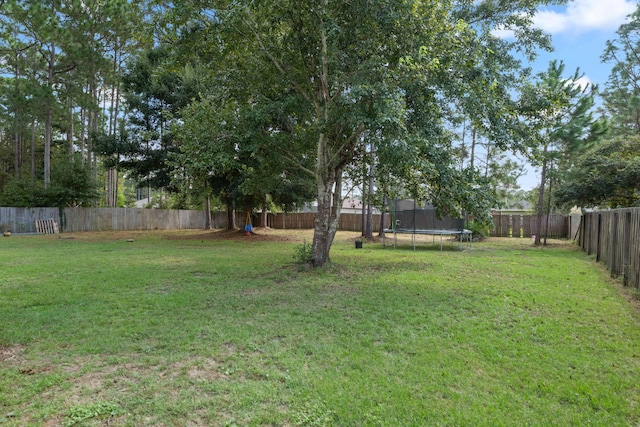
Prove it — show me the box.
[12,0,636,260]
[148,0,568,265]
[555,3,640,210]
[556,136,640,208]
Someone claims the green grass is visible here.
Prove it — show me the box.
[0,229,639,426]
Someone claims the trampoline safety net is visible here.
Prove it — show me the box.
[386,199,465,232]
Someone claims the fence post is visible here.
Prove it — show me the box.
[596,213,602,262]
[587,213,598,255]
[518,215,523,238]
[623,211,632,286]
[610,212,618,277]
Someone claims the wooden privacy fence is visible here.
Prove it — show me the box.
[490,214,570,238]
[263,212,386,232]
[0,207,207,233]
[0,207,61,233]
[0,207,385,234]
[579,208,640,290]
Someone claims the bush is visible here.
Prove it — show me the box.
[293,240,314,267]
[467,220,490,240]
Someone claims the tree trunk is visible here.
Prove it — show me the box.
[544,164,553,246]
[13,57,20,178]
[92,109,99,174]
[460,119,467,170]
[13,120,20,178]
[204,195,211,229]
[109,48,118,137]
[470,127,476,170]
[226,202,236,230]
[30,118,36,180]
[44,40,55,189]
[68,99,74,157]
[113,57,121,140]
[312,149,342,267]
[378,194,387,238]
[80,103,86,164]
[111,168,118,207]
[261,196,268,228]
[534,145,548,246]
[484,140,491,179]
[311,23,342,267]
[364,145,375,240]
[87,86,93,167]
[44,107,52,188]
[361,162,366,236]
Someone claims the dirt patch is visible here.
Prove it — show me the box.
[164,227,314,243]
[47,228,317,243]
[23,228,377,246]
[0,344,27,365]
[184,359,228,382]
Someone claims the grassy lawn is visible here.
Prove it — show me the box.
[0,229,639,426]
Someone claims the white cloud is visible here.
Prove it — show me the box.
[534,0,637,34]
[570,75,593,91]
[491,26,515,39]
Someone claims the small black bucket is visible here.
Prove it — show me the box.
[355,240,363,249]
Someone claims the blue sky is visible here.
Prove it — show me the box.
[513,0,638,190]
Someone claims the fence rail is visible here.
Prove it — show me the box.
[579,208,640,290]
[0,207,386,234]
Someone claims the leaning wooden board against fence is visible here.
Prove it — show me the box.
[34,219,59,234]
[490,214,568,238]
[579,208,640,290]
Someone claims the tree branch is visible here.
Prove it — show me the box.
[327,124,367,169]
[0,42,37,54]
[238,12,313,104]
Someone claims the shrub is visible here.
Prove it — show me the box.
[293,240,314,267]
[467,220,490,240]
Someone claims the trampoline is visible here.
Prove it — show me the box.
[383,199,472,251]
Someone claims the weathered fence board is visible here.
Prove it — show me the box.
[0,207,207,233]
[0,207,386,234]
[490,214,568,238]
[58,208,207,232]
[263,212,385,231]
[0,207,60,233]
[579,208,640,290]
